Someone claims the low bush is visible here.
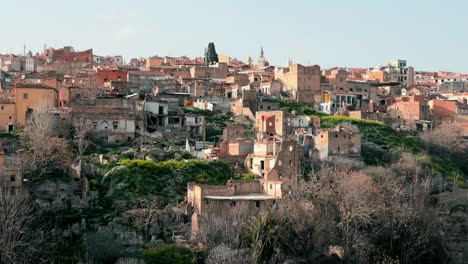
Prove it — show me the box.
[144,245,193,264]
[103,159,235,205]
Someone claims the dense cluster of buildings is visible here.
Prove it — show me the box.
[0,45,467,232]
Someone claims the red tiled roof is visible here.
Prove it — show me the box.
[419,82,439,87]
[128,70,165,76]
[16,83,55,89]
[347,76,364,81]
[432,100,457,116]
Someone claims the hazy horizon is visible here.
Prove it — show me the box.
[2,0,467,73]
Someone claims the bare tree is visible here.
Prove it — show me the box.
[198,202,250,249]
[419,123,468,180]
[131,197,161,241]
[21,110,72,185]
[74,118,92,156]
[309,166,385,257]
[0,184,52,263]
[206,243,252,264]
[79,79,102,101]
[420,123,465,155]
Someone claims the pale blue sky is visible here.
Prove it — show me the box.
[1,0,467,72]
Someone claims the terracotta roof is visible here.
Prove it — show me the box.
[0,97,14,104]
[16,83,55,89]
[432,100,457,116]
[419,82,439,87]
[128,70,165,76]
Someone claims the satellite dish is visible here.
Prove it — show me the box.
[21,75,25,80]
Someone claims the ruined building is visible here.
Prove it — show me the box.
[143,98,206,141]
[71,97,141,144]
[275,64,321,105]
[186,180,278,237]
[245,137,300,197]
[312,125,361,160]
[0,139,21,189]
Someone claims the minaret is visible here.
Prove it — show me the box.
[257,46,266,67]
[246,56,253,66]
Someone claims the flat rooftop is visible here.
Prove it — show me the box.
[204,193,277,201]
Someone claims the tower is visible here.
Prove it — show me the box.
[246,56,253,66]
[257,46,268,68]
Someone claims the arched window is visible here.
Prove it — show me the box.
[100,121,109,130]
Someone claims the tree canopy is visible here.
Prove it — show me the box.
[206,42,219,65]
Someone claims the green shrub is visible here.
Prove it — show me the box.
[175,151,193,161]
[89,179,98,191]
[264,98,327,117]
[320,116,421,164]
[241,173,260,181]
[144,246,193,264]
[182,106,212,117]
[121,152,135,160]
[103,159,235,205]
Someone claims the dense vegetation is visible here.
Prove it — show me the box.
[264,98,327,117]
[320,116,420,164]
[319,115,467,187]
[144,245,193,264]
[103,159,235,205]
[183,106,234,141]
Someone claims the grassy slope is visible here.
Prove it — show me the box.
[320,116,420,152]
[270,98,464,182]
[103,159,235,204]
[320,115,465,184]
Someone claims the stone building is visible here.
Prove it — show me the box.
[322,68,348,89]
[15,83,58,127]
[244,137,300,197]
[387,95,430,129]
[275,64,321,105]
[258,80,281,96]
[146,56,165,69]
[186,180,278,236]
[311,125,361,160]
[219,124,254,156]
[184,80,225,98]
[96,69,128,87]
[143,99,206,141]
[255,110,291,138]
[428,99,458,126]
[189,62,228,79]
[225,74,249,87]
[0,98,16,132]
[327,125,361,159]
[128,70,166,83]
[230,90,279,120]
[0,55,24,72]
[368,59,415,86]
[0,139,21,189]
[43,47,93,74]
[26,54,46,72]
[71,97,140,144]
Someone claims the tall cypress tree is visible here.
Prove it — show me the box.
[207,42,219,65]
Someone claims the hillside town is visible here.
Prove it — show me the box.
[0,43,467,264]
